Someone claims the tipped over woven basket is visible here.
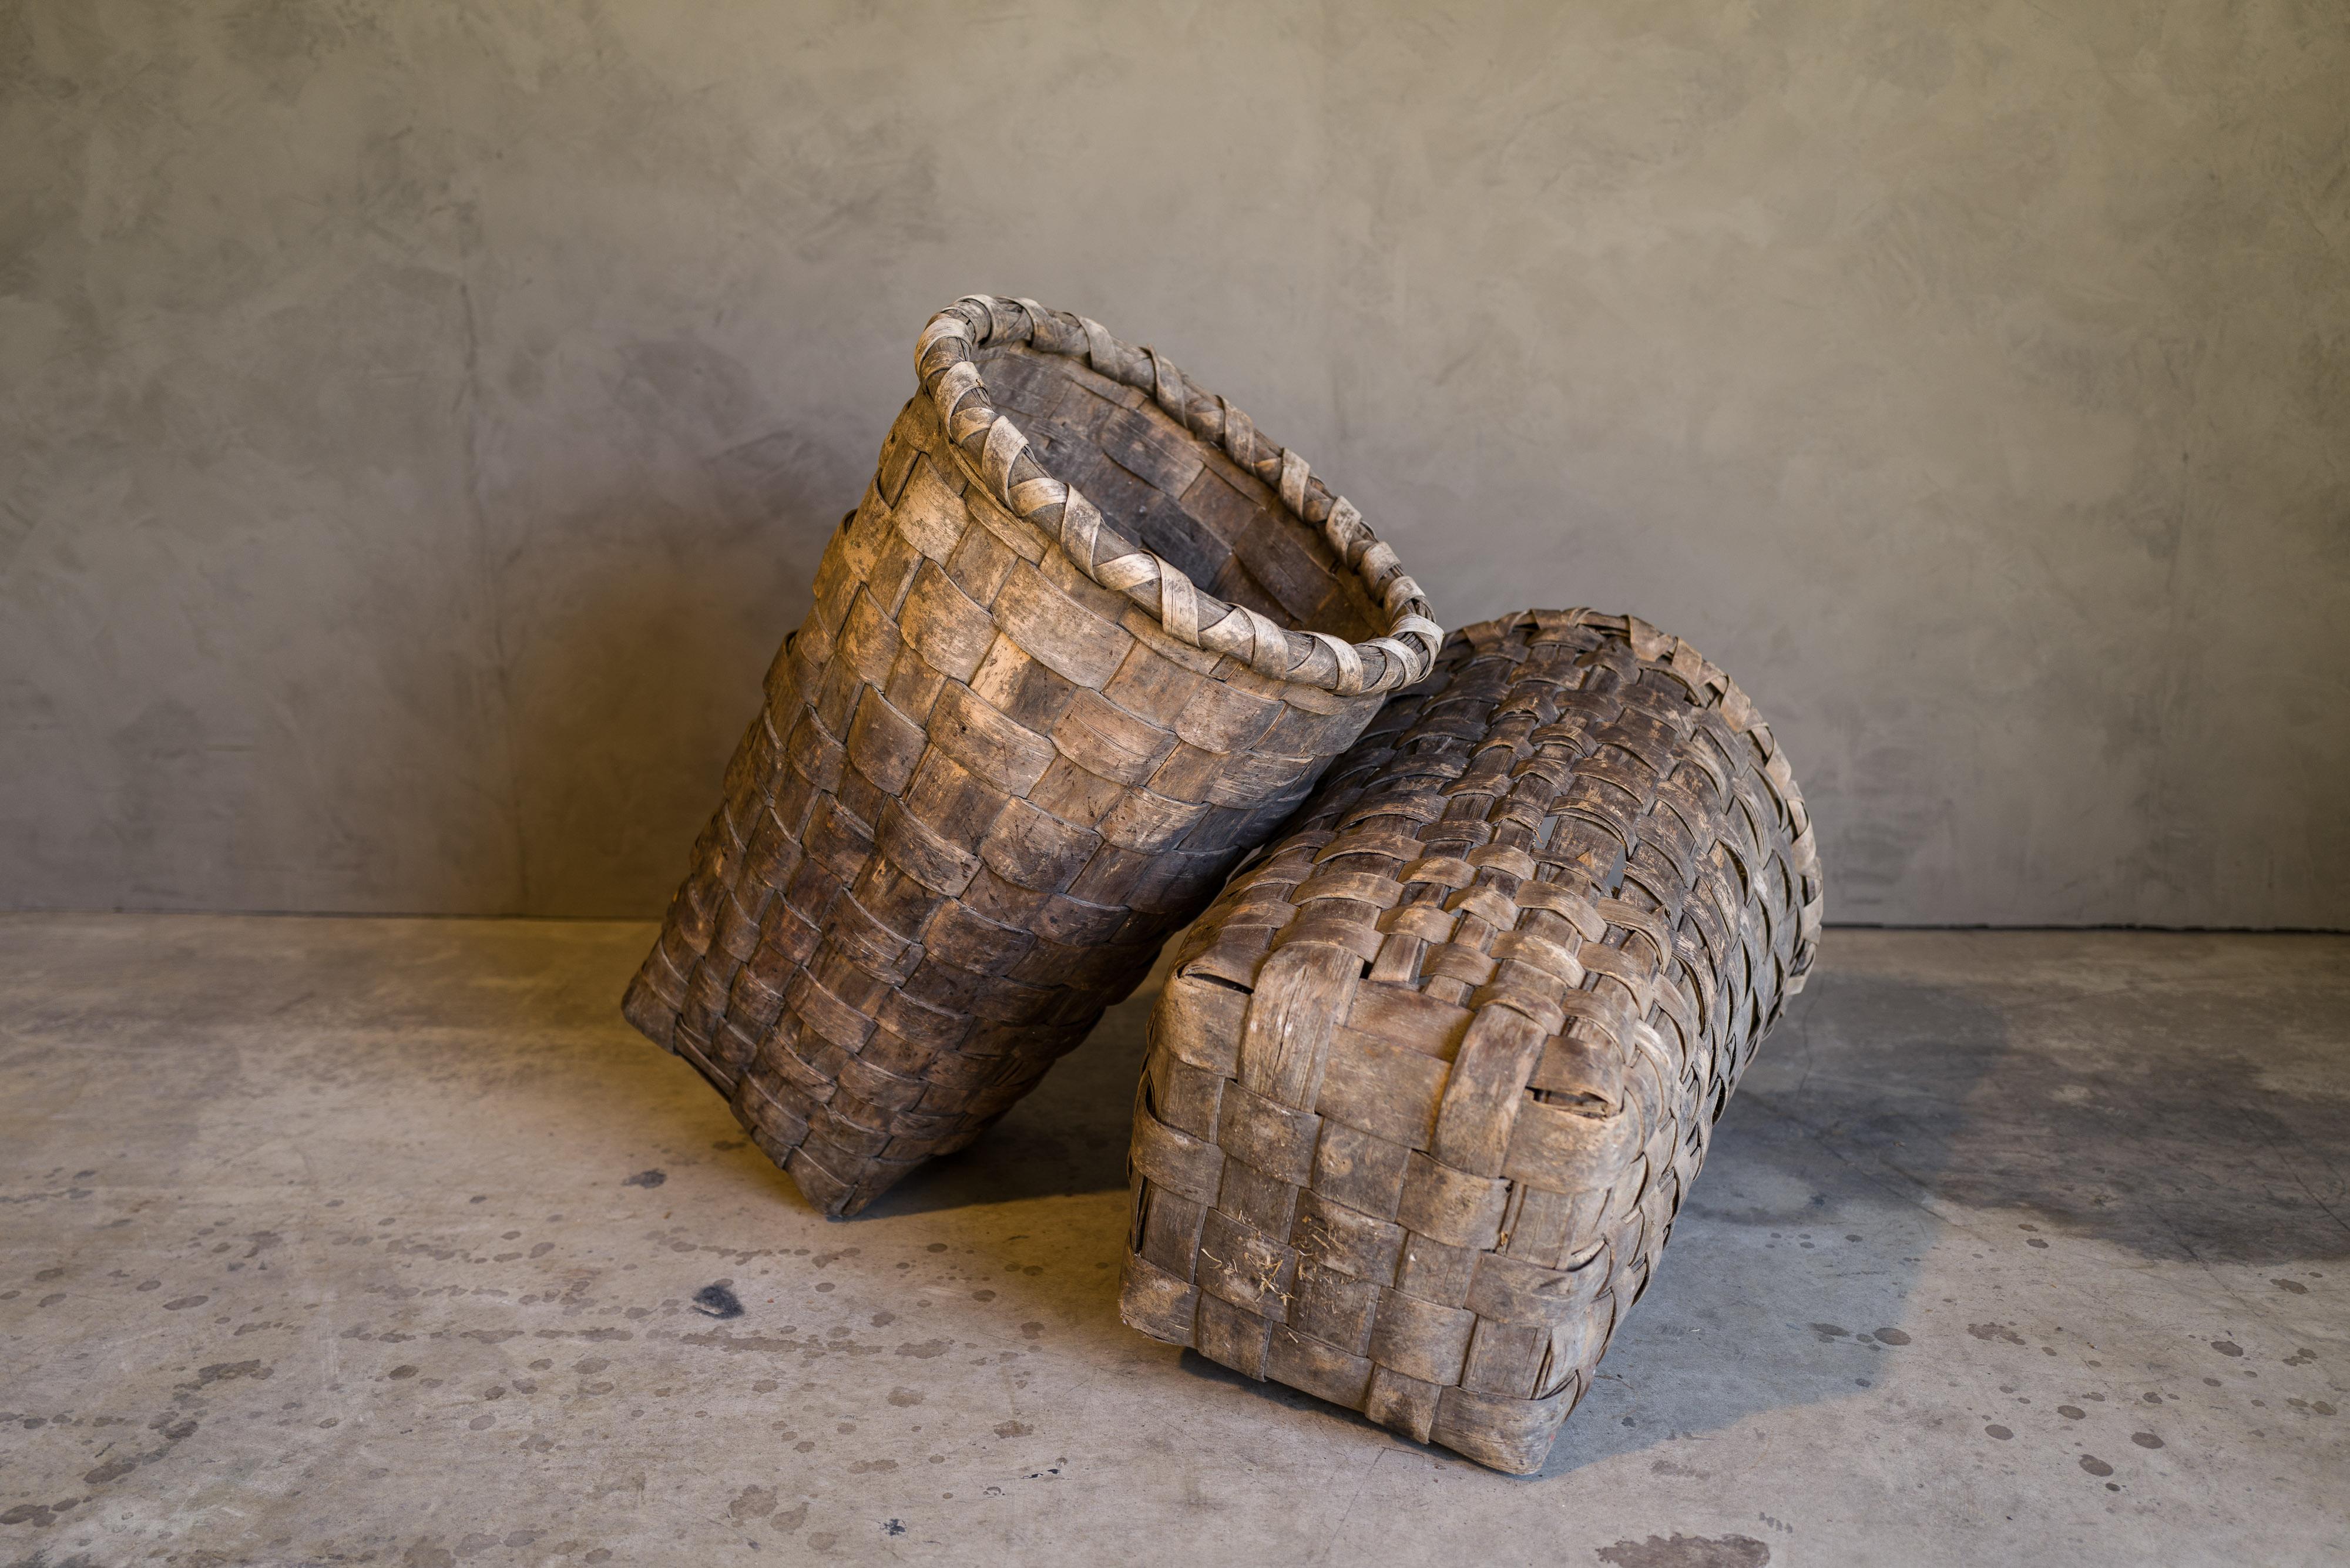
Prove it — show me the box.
[1120,609,1821,1472]
[624,295,1442,1217]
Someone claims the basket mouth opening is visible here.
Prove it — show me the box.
[918,296,1441,700]
[972,340,1388,647]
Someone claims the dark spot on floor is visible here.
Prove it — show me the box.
[1809,1323,1850,1342]
[184,1359,271,1389]
[883,1519,907,1536]
[2131,1432,2164,1448]
[1968,1322,2026,1345]
[693,1283,745,1319]
[1985,1425,2013,1440]
[2080,1455,2114,1477]
[2272,1278,2308,1294]
[1594,1532,1772,1567]
[995,1420,1032,1437]
[622,1170,666,1188]
[2212,1340,2244,1357]
[1874,1328,1911,1345]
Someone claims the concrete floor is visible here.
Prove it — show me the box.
[0,919,2343,1567]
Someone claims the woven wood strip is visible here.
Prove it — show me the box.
[622,299,1442,1217]
[1120,609,1823,1473]
[918,296,1441,697]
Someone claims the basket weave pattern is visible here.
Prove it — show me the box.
[1120,609,1822,1472]
[625,297,1439,1217]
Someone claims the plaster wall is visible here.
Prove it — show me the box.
[4,1,2345,924]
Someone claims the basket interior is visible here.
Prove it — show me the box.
[973,342,1388,647]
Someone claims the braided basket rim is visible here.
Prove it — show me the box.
[915,294,1443,698]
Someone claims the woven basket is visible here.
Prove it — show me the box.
[623,295,1442,1217]
[1120,609,1822,1472]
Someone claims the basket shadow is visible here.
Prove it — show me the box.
[853,987,1158,1218]
[1539,949,2350,1477]
[1092,972,2002,1478]
[1528,970,1999,1475]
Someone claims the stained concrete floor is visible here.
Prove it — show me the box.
[0,919,2344,1568]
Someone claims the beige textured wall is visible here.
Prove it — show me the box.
[4,0,2345,925]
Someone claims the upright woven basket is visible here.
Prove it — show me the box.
[625,295,1441,1217]
[1120,609,1821,1472]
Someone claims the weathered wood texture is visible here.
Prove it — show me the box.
[1121,609,1822,1472]
[623,297,1442,1217]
